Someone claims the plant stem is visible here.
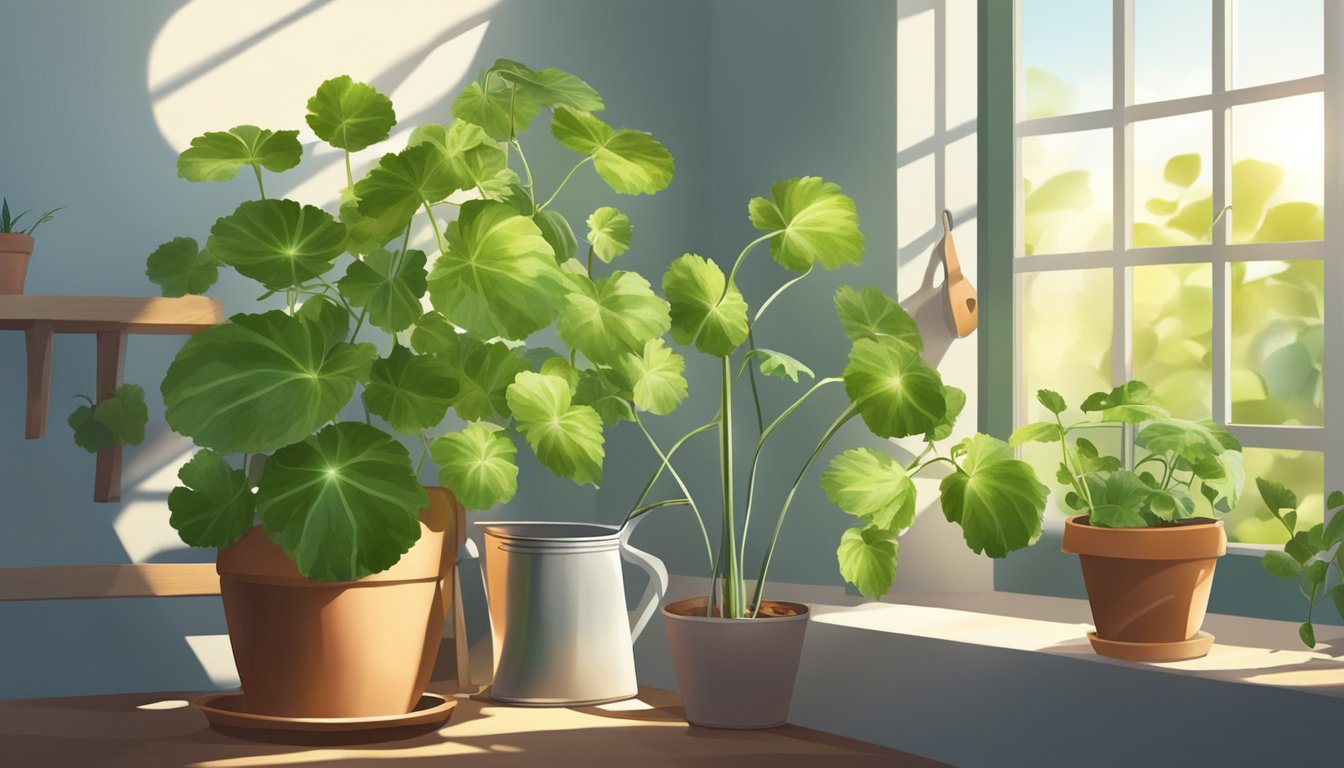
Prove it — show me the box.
[251,164,266,200]
[750,404,859,615]
[421,201,446,256]
[751,266,813,327]
[586,245,594,279]
[719,356,743,618]
[344,151,354,188]
[1056,413,1096,512]
[630,412,714,571]
[905,441,936,472]
[511,138,536,206]
[416,432,430,475]
[538,156,593,211]
[624,498,692,523]
[631,421,717,510]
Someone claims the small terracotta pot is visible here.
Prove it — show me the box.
[0,233,34,294]
[662,596,809,729]
[217,487,459,718]
[1062,515,1226,661]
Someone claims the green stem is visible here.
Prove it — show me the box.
[905,441,936,472]
[719,356,743,618]
[416,432,430,475]
[251,163,266,200]
[632,421,717,510]
[630,412,714,571]
[750,403,859,615]
[624,498,691,524]
[1056,413,1096,512]
[511,138,536,206]
[751,266,813,327]
[344,151,354,188]
[586,244,594,280]
[421,201,446,256]
[745,331,765,435]
[538,156,593,211]
[723,231,782,297]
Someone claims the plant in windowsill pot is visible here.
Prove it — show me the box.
[142,62,681,722]
[650,177,1050,729]
[1250,478,1344,649]
[0,198,61,294]
[67,385,148,455]
[1011,382,1245,662]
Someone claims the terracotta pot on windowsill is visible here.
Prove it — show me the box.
[1062,515,1226,662]
[0,233,34,294]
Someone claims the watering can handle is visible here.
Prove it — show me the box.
[619,513,669,641]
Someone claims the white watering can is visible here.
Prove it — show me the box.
[477,515,668,705]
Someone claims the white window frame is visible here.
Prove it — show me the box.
[1011,0,1343,554]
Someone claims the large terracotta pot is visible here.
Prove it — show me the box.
[0,233,34,294]
[662,596,809,729]
[217,487,459,718]
[1062,515,1226,662]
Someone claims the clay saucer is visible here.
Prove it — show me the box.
[193,693,456,745]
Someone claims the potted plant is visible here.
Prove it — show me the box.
[143,61,681,721]
[0,198,60,293]
[639,177,1049,728]
[1012,382,1246,661]
[1250,477,1344,648]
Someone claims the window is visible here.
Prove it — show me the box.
[1013,0,1337,548]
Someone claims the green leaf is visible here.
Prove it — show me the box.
[1167,196,1213,239]
[1256,476,1299,518]
[1231,159,1285,240]
[146,237,219,297]
[836,524,897,600]
[1147,487,1197,522]
[168,450,256,548]
[490,59,604,111]
[338,248,427,334]
[295,294,350,349]
[539,356,581,391]
[748,176,865,271]
[452,71,543,141]
[355,144,458,224]
[364,346,456,433]
[1261,550,1302,580]
[616,338,687,416]
[551,107,674,195]
[822,448,916,532]
[1164,153,1201,188]
[939,434,1048,557]
[832,285,922,352]
[208,198,348,291]
[1068,438,1123,477]
[1025,170,1092,213]
[1324,506,1344,546]
[339,185,408,257]
[409,311,459,356]
[533,208,578,264]
[1037,389,1068,415]
[68,404,114,453]
[557,271,670,365]
[431,422,518,510]
[1083,471,1157,528]
[1081,381,1170,424]
[663,253,749,356]
[844,337,946,439]
[924,385,967,442]
[256,422,427,581]
[93,384,148,446]
[1009,421,1063,446]
[305,75,396,152]
[506,372,605,486]
[1300,621,1316,649]
[177,125,302,182]
[1136,418,1237,467]
[1284,531,1317,564]
[1252,202,1324,243]
[575,368,632,426]
[162,311,377,454]
[445,336,531,422]
[745,348,814,383]
[426,200,567,340]
[1144,197,1179,217]
[586,207,632,262]
[407,121,510,198]
[1328,584,1344,621]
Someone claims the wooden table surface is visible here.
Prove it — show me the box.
[0,685,951,767]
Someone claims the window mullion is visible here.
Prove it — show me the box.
[1210,0,1229,428]
[1113,0,1132,463]
[1324,0,1342,524]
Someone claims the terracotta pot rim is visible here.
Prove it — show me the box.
[661,596,810,623]
[1062,515,1227,560]
[0,232,35,247]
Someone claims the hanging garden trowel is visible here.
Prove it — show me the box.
[940,209,978,337]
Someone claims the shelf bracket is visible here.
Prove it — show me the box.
[93,330,127,503]
[24,321,53,439]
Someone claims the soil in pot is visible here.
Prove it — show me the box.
[217,487,459,719]
[662,596,809,729]
[1062,515,1226,662]
[0,233,34,294]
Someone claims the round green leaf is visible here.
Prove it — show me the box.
[305,75,396,152]
[257,422,427,582]
[146,237,219,297]
[745,348,814,383]
[924,385,967,442]
[1084,471,1159,528]
[162,311,377,454]
[586,207,632,262]
[177,125,302,182]
[1164,153,1201,189]
[431,422,518,510]
[339,185,407,256]
[354,144,458,223]
[534,208,578,264]
[364,345,456,433]
[426,200,567,340]
[407,122,509,197]
[833,285,921,352]
[616,338,687,416]
[663,253,749,357]
[168,449,256,548]
[844,337,946,439]
[452,71,543,141]
[1081,380,1169,424]
[295,294,350,349]
[574,368,632,426]
[558,271,670,364]
[822,448,915,532]
[1008,421,1064,447]
[837,525,897,600]
[68,404,114,453]
[338,248,427,334]
[490,59,604,111]
[506,372,605,487]
[444,336,531,422]
[551,107,674,195]
[1036,389,1068,415]
[938,434,1048,557]
[93,384,148,446]
[409,311,459,356]
[748,177,864,271]
[208,198,348,291]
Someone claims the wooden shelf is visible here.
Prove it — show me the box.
[1,294,223,501]
[0,564,220,601]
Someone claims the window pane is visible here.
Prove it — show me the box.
[1132,113,1212,247]
[1230,261,1324,426]
[1225,448,1324,545]
[1131,264,1212,420]
[1020,269,1114,517]
[1134,0,1210,103]
[1022,0,1111,118]
[1232,0,1323,90]
[1022,129,1113,255]
[1230,93,1324,244]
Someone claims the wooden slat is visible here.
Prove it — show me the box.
[0,295,223,334]
[23,320,52,438]
[0,564,220,601]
